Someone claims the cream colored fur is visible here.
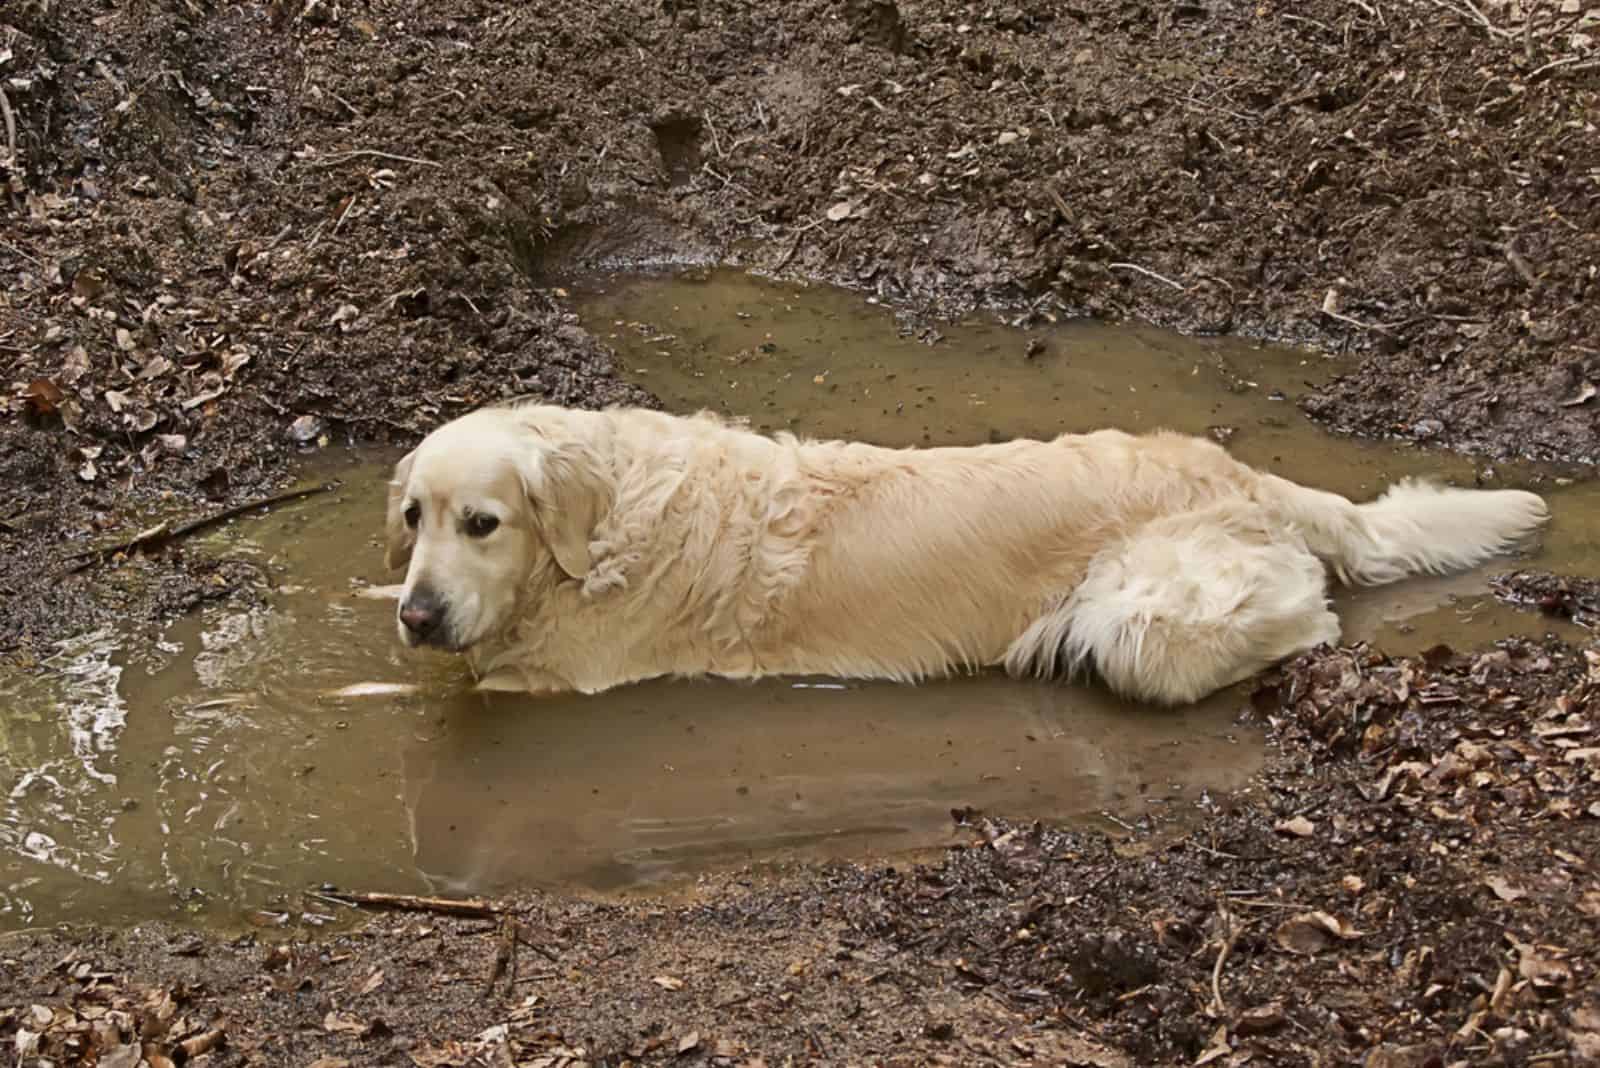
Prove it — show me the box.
[384,404,1549,706]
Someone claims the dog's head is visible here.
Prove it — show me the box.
[384,406,612,652]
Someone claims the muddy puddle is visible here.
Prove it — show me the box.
[3,270,1595,931]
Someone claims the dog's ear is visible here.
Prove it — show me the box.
[384,449,417,571]
[525,440,614,582]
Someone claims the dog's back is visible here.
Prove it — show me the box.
[414,406,1548,704]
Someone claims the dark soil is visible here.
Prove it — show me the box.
[3,1,1599,1064]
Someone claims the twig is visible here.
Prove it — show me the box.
[1108,262,1188,293]
[1503,242,1538,289]
[64,480,339,570]
[700,162,755,197]
[0,85,16,172]
[703,110,723,159]
[771,217,826,272]
[1209,903,1244,1018]
[1047,187,1074,222]
[1320,307,1391,334]
[332,193,359,235]
[484,915,516,996]
[0,240,42,268]
[512,921,563,963]
[807,1027,830,1060]
[1346,0,1383,25]
[312,889,501,919]
[306,149,443,169]
[329,90,365,119]
[1100,811,1138,832]
[1427,0,1514,39]
[1527,55,1591,81]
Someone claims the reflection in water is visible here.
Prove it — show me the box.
[402,674,1257,895]
[0,268,1592,930]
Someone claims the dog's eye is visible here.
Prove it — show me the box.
[403,502,421,529]
[466,513,500,538]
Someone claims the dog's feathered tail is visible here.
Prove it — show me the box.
[1262,475,1549,587]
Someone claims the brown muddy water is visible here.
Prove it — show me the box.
[2,270,1593,931]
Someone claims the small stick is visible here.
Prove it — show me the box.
[771,217,825,272]
[332,193,359,234]
[0,239,43,267]
[1321,307,1391,334]
[1047,187,1073,222]
[64,480,339,570]
[513,921,563,963]
[484,915,516,996]
[313,889,501,919]
[1527,55,1589,80]
[1100,811,1138,832]
[0,85,16,170]
[306,149,443,169]
[1108,262,1188,293]
[1347,0,1382,24]
[703,110,723,158]
[1503,243,1538,289]
[1209,903,1243,1018]
[1428,0,1514,38]
[329,90,365,119]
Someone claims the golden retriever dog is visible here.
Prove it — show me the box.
[383,403,1548,705]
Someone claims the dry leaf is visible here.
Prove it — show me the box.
[22,378,64,415]
[330,303,362,331]
[1235,1002,1286,1036]
[1193,1024,1231,1065]
[1516,944,1572,991]
[323,1011,366,1034]
[825,201,853,222]
[407,1043,470,1068]
[1485,876,1526,902]
[221,349,252,378]
[1274,816,1315,837]
[61,345,91,384]
[1274,911,1361,955]
[99,1044,142,1068]
[1341,874,1366,895]
[677,1032,701,1054]
[308,1059,351,1068]
[357,968,385,995]
[1560,381,1596,407]
[651,975,684,990]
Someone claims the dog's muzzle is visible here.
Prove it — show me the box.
[398,588,451,648]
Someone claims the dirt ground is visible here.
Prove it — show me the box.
[2,0,1599,1064]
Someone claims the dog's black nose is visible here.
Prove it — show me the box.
[399,591,444,641]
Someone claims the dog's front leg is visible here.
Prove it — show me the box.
[472,665,572,696]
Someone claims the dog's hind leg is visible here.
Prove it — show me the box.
[1004,505,1340,705]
